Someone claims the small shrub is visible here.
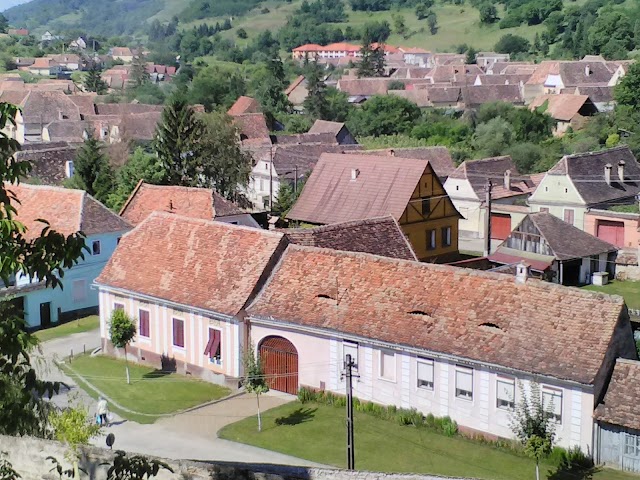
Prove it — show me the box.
[441,416,458,437]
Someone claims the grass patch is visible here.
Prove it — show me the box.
[35,315,100,343]
[582,281,640,310]
[62,354,231,424]
[220,401,638,480]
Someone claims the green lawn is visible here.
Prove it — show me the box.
[220,401,638,480]
[62,355,231,424]
[582,281,640,310]
[35,315,100,343]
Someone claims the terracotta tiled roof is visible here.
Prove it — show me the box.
[94,103,163,116]
[285,75,306,95]
[31,58,59,69]
[462,85,523,106]
[595,359,640,430]
[324,42,360,52]
[19,91,81,124]
[307,120,344,135]
[529,94,591,122]
[337,78,391,96]
[96,213,286,315]
[16,143,78,185]
[247,245,629,385]
[449,156,520,196]
[287,153,432,224]
[388,89,430,107]
[265,144,362,181]
[6,183,130,240]
[68,95,97,116]
[233,113,271,141]
[284,216,417,261]
[355,146,455,180]
[44,120,90,143]
[111,47,133,57]
[292,44,323,52]
[400,47,430,54]
[227,96,261,116]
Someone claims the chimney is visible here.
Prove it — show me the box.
[618,160,625,183]
[605,163,612,186]
[585,64,591,76]
[515,261,530,284]
[351,168,360,181]
[504,169,511,191]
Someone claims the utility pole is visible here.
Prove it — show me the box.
[268,146,273,212]
[484,179,492,257]
[342,354,356,470]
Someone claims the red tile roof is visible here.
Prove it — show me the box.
[285,75,306,96]
[292,44,323,52]
[96,213,285,315]
[247,246,630,384]
[287,153,433,224]
[595,359,640,430]
[227,96,262,116]
[233,113,270,141]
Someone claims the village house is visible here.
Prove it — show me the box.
[529,94,598,136]
[1,184,131,328]
[109,47,135,64]
[444,156,542,241]
[245,245,636,452]
[356,146,456,181]
[306,120,357,145]
[594,359,640,473]
[119,182,261,228]
[227,96,261,116]
[399,47,432,67]
[29,58,62,77]
[287,152,462,262]
[528,147,640,231]
[285,75,308,108]
[45,54,82,71]
[475,52,510,67]
[16,141,79,184]
[8,28,29,37]
[561,85,616,112]
[488,212,618,285]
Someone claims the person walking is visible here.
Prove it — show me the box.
[97,397,109,427]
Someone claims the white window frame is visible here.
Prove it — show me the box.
[496,377,515,410]
[379,350,396,382]
[542,387,563,423]
[417,358,434,390]
[455,366,473,401]
[342,341,358,371]
[625,434,640,457]
[206,327,223,366]
[72,278,87,303]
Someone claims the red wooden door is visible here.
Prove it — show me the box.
[597,220,625,247]
[259,336,299,395]
[491,213,512,240]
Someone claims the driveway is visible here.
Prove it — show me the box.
[37,329,324,466]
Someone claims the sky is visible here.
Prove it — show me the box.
[0,0,31,12]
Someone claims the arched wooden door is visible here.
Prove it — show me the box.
[258,336,299,395]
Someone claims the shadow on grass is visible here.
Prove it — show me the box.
[547,462,601,479]
[142,369,172,380]
[275,407,317,426]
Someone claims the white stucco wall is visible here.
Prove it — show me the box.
[250,321,595,451]
[528,175,588,230]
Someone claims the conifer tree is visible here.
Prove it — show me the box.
[357,35,376,78]
[153,96,205,186]
[129,54,150,88]
[84,63,108,94]
[72,136,115,204]
[303,62,329,120]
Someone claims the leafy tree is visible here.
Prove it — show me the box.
[388,80,406,90]
[107,148,165,211]
[243,344,270,432]
[465,47,478,64]
[479,3,499,24]
[348,95,422,137]
[153,96,205,186]
[273,182,296,216]
[324,87,352,122]
[415,2,429,20]
[106,451,173,480]
[473,117,514,157]
[109,309,136,384]
[0,102,86,438]
[199,113,253,201]
[188,65,247,111]
[588,10,634,56]
[49,396,101,479]
[83,63,108,94]
[0,454,20,480]
[393,14,407,36]
[0,14,8,34]
[427,12,438,35]
[237,28,248,39]
[615,62,640,111]
[361,20,391,42]
[510,382,556,480]
[71,136,115,204]
[494,34,531,55]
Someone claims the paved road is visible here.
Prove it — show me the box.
[37,328,324,467]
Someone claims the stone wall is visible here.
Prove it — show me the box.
[0,435,475,480]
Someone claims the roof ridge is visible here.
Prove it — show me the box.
[118,178,144,216]
[286,215,397,233]
[143,211,284,237]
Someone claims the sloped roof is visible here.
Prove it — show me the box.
[119,182,246,226]
[575,85,614,104]
[19,91,81,124]
[355,146,455,179]
[527,212,617,260]
[285,75,306,95]
[233,113,271,141]
[559,61,614,87]
[44,120,90,143]
[247,245,628,385]
[388,89,431,107]
[594,359,640,430]
[270,144,363,180]
[462,85,523,106]
[307,120,345,136]
[227,96,261,116]
[94,103,163,116]
[529,94,591,122]
[96,213,285,316]
[287,153,431,224]
[16,143,78,185]
[449,156,520,195]
[547,147,640,205]
[284,216,417,261]
[6,183,130,239]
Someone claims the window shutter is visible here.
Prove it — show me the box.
[417,360,433,382]
[382,351,395,379]
[211,330,221,358]
[203,334,215,356]
[456,368,473,391]
[497,378,514,402]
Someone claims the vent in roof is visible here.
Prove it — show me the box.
[479,322,504,332]
[317,294,337,303]
[408,310,433,320]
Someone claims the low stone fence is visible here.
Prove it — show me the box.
[0,435,475,480]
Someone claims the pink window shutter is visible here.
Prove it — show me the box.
[210,330,221,359]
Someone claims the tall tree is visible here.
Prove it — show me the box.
[357,35,376,78]
[615,62,640,111]
[243,344,269,432]
[0,14,8,34]
[84,63,108,94]
[510,382,556,480]
[303,62,329,120]
[199,113,253,201]
[107,148,165,211]
[129,54,150,88]
[153,96,205,186]
[427,12,438,35]
[109,309,136,385]
[479,3,498,24]
[0,102,86,438]
[71,136,115,204]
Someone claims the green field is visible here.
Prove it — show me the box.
[63,355,231,424]
[35,315,100,343]
[220,401,637,480]
[583,281,640,310]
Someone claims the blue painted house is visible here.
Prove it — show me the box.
[2,183,132,329]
